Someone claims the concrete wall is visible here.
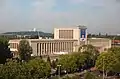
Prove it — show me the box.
[87,38,111,52]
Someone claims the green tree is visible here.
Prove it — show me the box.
[0,58,51,79]
[58,54,77,73]
[47,55,51,66]
[26,58,51,78]
[107,47,120,73]
[78,44,99,57]
[18,40,32,61]
[0,37,13,64]
[78,44,99,67]
[51,60,57,69]
[108,47,120,60]
[72,53,87,70]
[0,59,29,79]
[95,52,119,76]
[84,71,98,79]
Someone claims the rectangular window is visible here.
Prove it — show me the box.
[59,30,73,39]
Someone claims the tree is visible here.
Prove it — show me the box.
[26,58,51,78]
[47,55,51,66]
[18,40,32,61]
[0,37,13,64]
[107,47,120,73]
[78,44,99,56]
[0,58,51,79]
[72,53,87,70]
[51,60,57,69]
[0,59,29,79]
[84,71,99,79]
[78,44,99,67]
[95,52,119,76]
[58,54,77,73]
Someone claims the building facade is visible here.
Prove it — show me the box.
[9,26,111,57]
[87,38,111,52]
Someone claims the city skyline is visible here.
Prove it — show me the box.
[0,0,120,34]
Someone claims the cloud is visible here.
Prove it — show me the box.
[69,0,85,4]
[0,0,120,34]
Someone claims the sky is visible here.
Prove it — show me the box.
[0,0,120,34]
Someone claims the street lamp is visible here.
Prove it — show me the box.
[57,64,61,79]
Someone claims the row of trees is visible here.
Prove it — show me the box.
[57,45,99,73]
[53,45,120,78]
[0,58,51,79]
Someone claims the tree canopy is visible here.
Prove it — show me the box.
[58,54,77,73]
[78,45,99,68]
[78,44,99,56]
[26,58,51,78]
[18,40,32,61]
[0,37,12,64]
[0,58,51,79]
[95,47,120,76]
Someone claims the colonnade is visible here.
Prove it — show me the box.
[36,41,74,56]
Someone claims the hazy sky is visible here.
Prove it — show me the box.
[0,0,120,34]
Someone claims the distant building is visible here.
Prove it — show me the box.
[87,38,111,52]
[112,40,120,47]
[9,26,111,57]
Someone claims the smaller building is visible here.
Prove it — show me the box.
[87,38,111,52]
[112,40,120,47]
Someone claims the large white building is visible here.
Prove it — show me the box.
[9,26,111,57]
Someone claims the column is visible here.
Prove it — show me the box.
[40,43,43,55]
[53,42,55,54]
[38,43,40,56]
[63,42,65,52]
[58,42,60,52]
[67,42,69,52]
[61,42,63,51]
[37,43,39,56]
[44,43,45,55]
[39,43,41,56]
[60,42,62,52]
[48,42,50,54]
[70,42,73,52]
[64,42,66,51]
[69,42,71,52]
[44,43,47,55]
[46,42,48,55]
[51,42,53,54]
[54,42,56,52]
[62,42,64,51]
[57,42,59,52]
[71,42,73,52]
